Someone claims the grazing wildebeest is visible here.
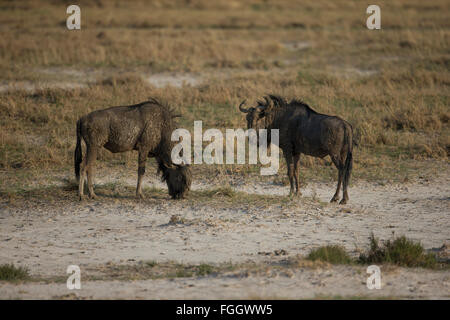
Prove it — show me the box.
[239,95,353,204]
[74,98,191,200]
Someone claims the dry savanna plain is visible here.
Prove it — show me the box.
[0,0,449,299]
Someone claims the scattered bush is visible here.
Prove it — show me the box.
[0,264,30,281]
[196,264,214,276]
[305,234,443,269]
[307,245,353,265]
[359,234,438,268]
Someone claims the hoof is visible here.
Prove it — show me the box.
[89,193,97,200]
[79,195,86,201]
[339,199,348,205]
[136,193,144,200]
[330,197,339,203]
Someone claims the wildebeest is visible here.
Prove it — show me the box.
[74,98,191,200]
[239,95,353,204]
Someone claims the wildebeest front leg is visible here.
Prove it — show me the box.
[293,153,302,196]
[284,152,295,196]
[136,150,147,199]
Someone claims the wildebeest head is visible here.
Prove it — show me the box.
[238,99,268,131]
[160,163,192,199]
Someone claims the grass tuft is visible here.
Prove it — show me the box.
[197,263,214,276]
[0,264,31,281]
[306,245,353,265]
[145,261,157,268]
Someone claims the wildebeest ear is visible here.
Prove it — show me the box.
[257,104,266,110]
[257,104,267,117]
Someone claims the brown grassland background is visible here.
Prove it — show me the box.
[0,0,449,194]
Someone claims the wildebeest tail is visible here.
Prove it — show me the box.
[74,119,82,182]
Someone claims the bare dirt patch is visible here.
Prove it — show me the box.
[0,167,448,299]
[145,73,202,88]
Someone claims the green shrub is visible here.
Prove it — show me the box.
[0,264,30,281]
[359,234,438,268]
[307,245,353,264]
[197,264,214,276]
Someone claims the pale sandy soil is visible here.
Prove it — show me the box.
[1,266,449,300]
[0,63,378,93]
[0,168,449,299]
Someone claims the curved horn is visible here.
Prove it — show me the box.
[238,100,249,113]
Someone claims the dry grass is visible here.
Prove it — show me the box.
[0,177,300,211]
[0,0,448,189]
[0,264,31,282]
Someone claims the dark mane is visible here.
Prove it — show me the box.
[289,98,318,114]
[146,97,180,118]
[265,94,318,115]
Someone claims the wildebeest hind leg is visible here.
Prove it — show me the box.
[78,159,87,201]
[86,146,98,199]
[340,168,350,205]
[293,153,301,196]
[330,156,343,203]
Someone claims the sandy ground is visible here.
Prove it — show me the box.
[1,266,449,300]
[0,63,376,94]
[0,169,449,299]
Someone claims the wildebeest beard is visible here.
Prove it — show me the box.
[158,161,192,199]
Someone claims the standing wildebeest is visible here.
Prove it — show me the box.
[74,98,191,200]
[239,95,353,204]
